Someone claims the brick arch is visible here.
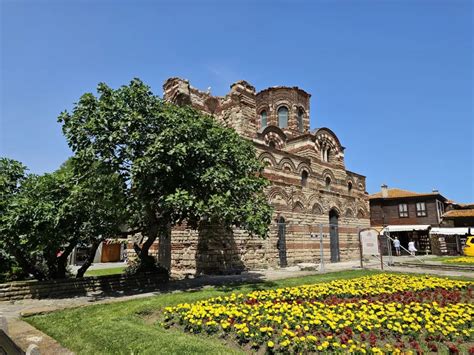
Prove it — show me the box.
[313,128,344,164]
[257,103,270,115]
[296,162,312,175]
[296,106,307,115]
[259,125,287,146]
[256,104,270,130]
[344,208,354,218]
[291,192,308,208]
[312,203,324,215]
[346,177,355,192]
[292,201,305,212]
[258,152,277,167]
[357,206,369,219]
[328,205,341,216]
[313,127,343,152]
[322,169,336,183]
[264,133,285,150]
[274,100,292,113]
[278,157,297,172]
[267,187,290,206]
[307,193,321,207]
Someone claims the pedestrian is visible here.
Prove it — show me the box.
[408,240,417,256]
[393,237,401,256]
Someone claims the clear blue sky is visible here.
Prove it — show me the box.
[1,0,473,202]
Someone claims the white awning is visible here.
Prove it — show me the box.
[381,225,431,234]
[430,227,473,236]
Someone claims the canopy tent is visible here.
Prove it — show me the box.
[429,227,473,236]
[380,225,431,234]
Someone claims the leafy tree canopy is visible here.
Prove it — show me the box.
[59,79,273,266]
[0,157,127,280]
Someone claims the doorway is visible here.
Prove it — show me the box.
[329,209,340,262]
[277,217,287,267]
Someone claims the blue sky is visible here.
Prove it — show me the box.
[1,0,473,201]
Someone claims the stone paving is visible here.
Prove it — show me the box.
[1,260,472,354]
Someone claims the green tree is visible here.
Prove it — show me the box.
[0,158,30,281]
[59,79,273,271]
[0,158,127,280]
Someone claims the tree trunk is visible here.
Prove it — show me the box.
[158,224,171,271]
[11,248,46,281]
[51,242,77,279]
[140,222,158,258]
[76,240,101,278]
[133,212,159,261]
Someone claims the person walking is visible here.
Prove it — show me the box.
[408,240,417,256]
[393,237,401,256]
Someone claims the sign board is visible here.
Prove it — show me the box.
[360,229,380,256]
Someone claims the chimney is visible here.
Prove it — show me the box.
[381,184,388,198]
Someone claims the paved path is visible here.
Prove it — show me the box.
[1,260,472,354]
[69,261,127,274]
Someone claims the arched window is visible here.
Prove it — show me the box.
[268,141,276,149]
[348,181,353,193]
[320,145,331,162]
[297,109,304,132]
[260,110,267,128]
[301,170,308,187]
[325,176,331,188]
[278,106,288,128]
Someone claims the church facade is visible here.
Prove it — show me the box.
[129,78,370,276]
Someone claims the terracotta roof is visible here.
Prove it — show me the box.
[442,209,474,218]
[369,188,441,200]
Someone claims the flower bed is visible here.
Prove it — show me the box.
[163,274,474,353]
[445,257,474,264]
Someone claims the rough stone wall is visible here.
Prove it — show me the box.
[0,272,168,301]
[128,78,370,275]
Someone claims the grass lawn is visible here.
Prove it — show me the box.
[25,269,380,354]
[425,256,474,265]
[84,266,127,277]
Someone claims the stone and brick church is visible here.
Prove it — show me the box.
[129,78,370,276]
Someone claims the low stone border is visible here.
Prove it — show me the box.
[0,272,168,301]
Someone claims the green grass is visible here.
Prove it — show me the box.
[424,256,474,266]
[25,269,380,354]
[25,270,474,354]
[84,266,127,277]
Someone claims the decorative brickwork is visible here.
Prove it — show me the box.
[128,78,370,276]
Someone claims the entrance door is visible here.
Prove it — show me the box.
[329,209,340,262]
[277,217,287,267]
[101,243,121,262]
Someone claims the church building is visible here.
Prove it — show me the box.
[129,78,370,275]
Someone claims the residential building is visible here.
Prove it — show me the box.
[370,185,473,255]
[369,185,448,253]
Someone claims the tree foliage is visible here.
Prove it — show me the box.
[0,158,127,280]
[59,79,273,269]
